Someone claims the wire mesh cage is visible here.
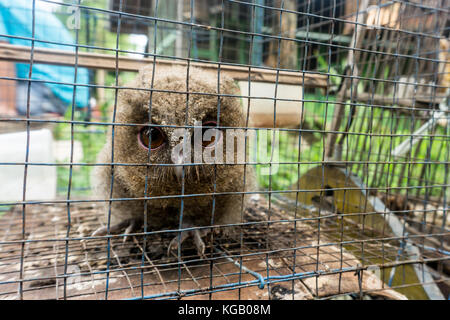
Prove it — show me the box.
[0,0,448,300]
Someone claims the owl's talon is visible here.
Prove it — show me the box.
[122,219,138,244]
[167,231,191,256]
[167,228,209,257]
[92,226,108,237]
[91,219,138,241]
[192,230,206,256]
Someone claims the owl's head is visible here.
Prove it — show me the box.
[112,66,245,190]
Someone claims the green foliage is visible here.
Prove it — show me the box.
[255,92,447,198]
[255,91,335,191]
[343,106,448,197]
[316,52,342,88]
[54,108,106,196]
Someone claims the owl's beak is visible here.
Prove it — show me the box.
[174,166,183,181]
[172,147,184,181]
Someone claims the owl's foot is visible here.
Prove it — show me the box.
[167,226,210,258]
[91,219,139,243]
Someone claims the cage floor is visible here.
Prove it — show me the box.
[0,196,443,300]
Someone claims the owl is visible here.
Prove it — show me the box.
[91,66,255,256]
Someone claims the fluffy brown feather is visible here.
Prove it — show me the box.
[92,66,255,254]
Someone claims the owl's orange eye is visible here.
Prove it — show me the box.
[202,121,220,148]
[138,126,165,150]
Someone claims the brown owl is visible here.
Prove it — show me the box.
[91,66,255,256]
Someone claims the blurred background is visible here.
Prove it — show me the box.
[0,0,447,206]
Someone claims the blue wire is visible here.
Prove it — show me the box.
[124,266,356,300]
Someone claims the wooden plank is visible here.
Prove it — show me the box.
[0,43,328,88]
[349,91,446,107]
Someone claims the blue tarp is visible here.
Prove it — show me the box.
[0,0,89,108]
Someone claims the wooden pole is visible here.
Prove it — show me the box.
[0,42,328,88]
[324,0,369,161]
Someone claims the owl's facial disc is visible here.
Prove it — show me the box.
[138,126,166,150]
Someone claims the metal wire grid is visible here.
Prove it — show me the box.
[1,199,439,300]
[0,0,448,300]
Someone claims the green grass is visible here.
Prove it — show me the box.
[255,91,448,198]
[343,106,448,197]
[254,91,335,191]
[54,109,106,196]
